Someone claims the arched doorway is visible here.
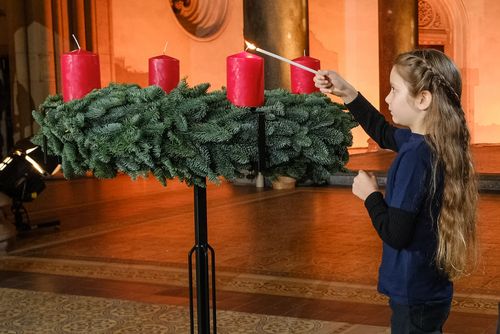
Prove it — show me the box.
[418,0,474,140]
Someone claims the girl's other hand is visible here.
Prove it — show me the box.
[352,170,379,201]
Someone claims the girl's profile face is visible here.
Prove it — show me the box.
[385,66,420,129]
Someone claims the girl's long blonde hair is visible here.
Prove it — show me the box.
[395,49,478,281]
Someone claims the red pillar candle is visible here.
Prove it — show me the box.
[226,52,264,107]
[290,56,320,94]
[148,55,180,93]
[61,50,101,102]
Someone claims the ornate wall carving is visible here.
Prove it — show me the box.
[170,0,229,39]
[418,0,450,50]
[418,0,443,29]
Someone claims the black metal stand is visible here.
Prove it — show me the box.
[188,180,216,334]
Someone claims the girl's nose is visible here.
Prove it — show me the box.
[385,90,393,105]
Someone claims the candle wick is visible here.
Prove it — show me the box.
[72,34,81,50]
[163,41,169,55]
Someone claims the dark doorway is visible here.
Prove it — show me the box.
[418,44,445,53]
[0,56,13,156]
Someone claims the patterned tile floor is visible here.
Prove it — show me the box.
[2,287,382,333]
[1,147,500,333]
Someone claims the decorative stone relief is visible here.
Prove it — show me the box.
[418,0,434,27]
[433,12,442,28]
[170,0,229,39]
[418,0,443,29]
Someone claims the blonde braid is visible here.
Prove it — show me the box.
[419,58,462,108]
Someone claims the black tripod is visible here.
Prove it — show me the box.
[11,199,59,232]
[11,179,59,232]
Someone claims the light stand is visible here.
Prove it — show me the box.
[11,186,59,232]
[0,138,60,232]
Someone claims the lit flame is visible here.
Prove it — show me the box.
[245,41,256,51]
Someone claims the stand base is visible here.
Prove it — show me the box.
[255,173,265,188]
[15,220,60,232]
[12,200,60,233]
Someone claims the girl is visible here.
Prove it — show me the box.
[314,49,478,333]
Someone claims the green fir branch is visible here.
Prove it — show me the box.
[32,80,357,187]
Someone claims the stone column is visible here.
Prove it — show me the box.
[26,0,58,110]
[378,0,418,119]
[3,0,112,145]
[243,0,309,90]
[374,0,418,150]
[66,0,113,85]
[6,0,32,141]
[6,0,59,140]
[89,0,114,86]
[53,0,71,53]
[68,0,87,49]
[52,0,113,89]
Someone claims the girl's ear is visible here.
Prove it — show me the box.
[416,90,432,110]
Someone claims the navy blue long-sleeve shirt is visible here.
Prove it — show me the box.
[345,93,452,305]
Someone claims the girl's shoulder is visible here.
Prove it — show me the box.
[397,133,432,167]
[395,128,427,147]
[394,128,427,147]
